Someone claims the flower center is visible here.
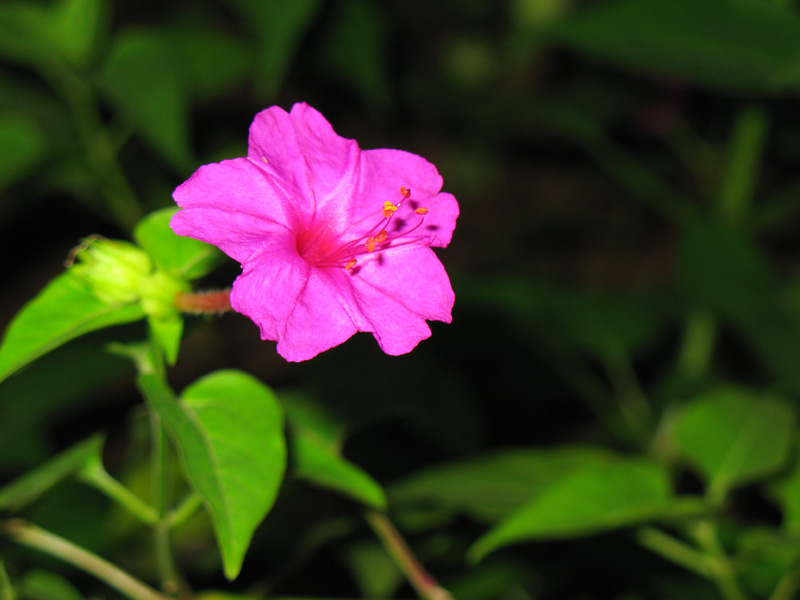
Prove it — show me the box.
[300,186,428,272]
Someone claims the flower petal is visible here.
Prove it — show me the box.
[171,158,298,263]
[247,103,360,224]
[230,246,363,362]
[349,246,455,355]
[349,149,459,248]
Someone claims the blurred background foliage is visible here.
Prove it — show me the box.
[4,0,800,598]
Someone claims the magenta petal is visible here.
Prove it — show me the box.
[230,246,362,362]
[349,246,455,355]
[353,149,459,247]
[171,158,296,262]
[247,104,360,221]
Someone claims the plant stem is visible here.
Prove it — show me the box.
[690,521,749,600]
[677,309,718,380]
[717,105,767,227]
[0,520,170,600]
[365,510,455,600]
[79,457,159,525]
[0,561,12,600]
[150,410,181,596]
[637,526,716,578]
[174,289,232,314]
[165,492,204,528]
[36,57,143,230]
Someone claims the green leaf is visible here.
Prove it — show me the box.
[283,394,386,509]
[390,446,622,523]
[134,207,224,280]
[0,112,47,188]
[169,26,250,102]
[773,447,800,531]
[19,570,87,600]
[0,0,105,68]
[95,29,192,170]
[674,387,794,500]
[0,271,145,384]
[229,0,322,99]
[468,459,674,561]
[140,371,286,580]
[0,435,103,512]
[291,431,386,510]
[344,541,403,598]
[544,0,800,94]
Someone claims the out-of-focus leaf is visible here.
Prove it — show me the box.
[773,447,800,532]
[141,371,286,580]
[344,540,403,598]
[321,0,393,111]
[291,430,386,510]
[19,570,87,600]
[680,219,800,392]
[0,271,145,384]
[283,394,386,509]
[543,0,800,94]
[134,207,224,280]
[469,459,679,561]
[0,435,102,512]
[0,112,46,188]
[735,527,799,599]
[674,387,794,500]
[95,29,192,170]
[0,346,127,469]
[0,0,105,68]
[390,446,621,523]
[229,0,321,99]
[169,27,250,102]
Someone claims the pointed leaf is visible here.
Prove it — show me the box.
[390,446,621,522]
[0,435,103,512]
[0,271,145,384]
[469,459,674,561]
[282,394,385,509]
[134,207,224,280]
[674,387,794,499]
[291,431,386,509]
[141,371,286,580]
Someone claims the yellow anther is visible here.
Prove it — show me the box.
[382,201,398,218]
[415,207,428,215]
[365,237,376,252]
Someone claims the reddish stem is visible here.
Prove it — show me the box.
[174,289,232,314]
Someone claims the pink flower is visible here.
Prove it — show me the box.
[171,103,458,362]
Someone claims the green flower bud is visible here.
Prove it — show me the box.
[70,238,153,304]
